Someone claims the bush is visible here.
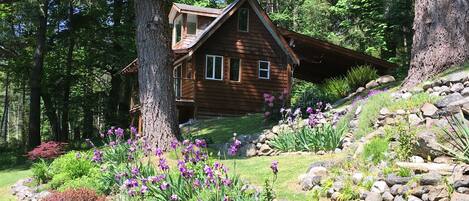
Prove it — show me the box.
[27,141,67,160]
[32,159,51,184]
[43,188,106,201]
[385,122,416,161]
[323,77,351,100]
[363,137,389,164]
[440,116,469,163]
[291,80,333,111]
[270,124,345,152]
[345,65,378,89]
[47,151,97,190]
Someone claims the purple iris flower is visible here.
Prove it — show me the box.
[92,149,103,163]
[170,139,179,150]
[155,147,163,157]
[170,194,179,200]
[140,185,148,194]
[130,126,137,135]
[159,158,169,171]
[131,167,140,176]
[115,127,124,138]
[271,161,279,175]
[160,182,169,190]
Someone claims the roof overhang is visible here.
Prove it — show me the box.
[169,3,222,23]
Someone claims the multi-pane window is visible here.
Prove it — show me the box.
[206,55,223,80]
[238,8,249,32]
[230,58,241,81]
[173,15,182,44]
[187,14,197,35]
[258,61,270,79]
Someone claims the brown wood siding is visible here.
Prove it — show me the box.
[181,61,195,99]
[194,2,289,116]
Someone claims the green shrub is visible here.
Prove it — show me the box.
[291,80,333,110]
[270,124,345,152]
[345,65,378,89]
[323,77,351,100]
[32,159,51,184]
[397,167,412,177]
[50,151,95,179]
[57,174,101,193]
[337,181,360,201]
[363,137,389,164]
[440,116,469,163]
[385,122,416,161]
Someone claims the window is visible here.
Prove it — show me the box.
[206,55,223,80]
[173,15,182,45]
[187,14,197,35]
[238,8,249,32]
[174,65,182,98]
[258,61,270,79]
[229,58,241,81]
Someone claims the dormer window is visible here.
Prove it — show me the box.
[173,15,182,45]
[238,8,249,32]
[187,14,197,35]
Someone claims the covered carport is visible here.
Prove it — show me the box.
[279,29,397,83]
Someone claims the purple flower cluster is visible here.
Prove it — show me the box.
[271,161,279,175]
[91,149,103,163]
[228,138,242,156]
[306,102,328,127]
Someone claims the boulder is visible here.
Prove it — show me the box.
[453,175,469,188]
[396,109,406,115]
[357,87,366,93]
[436,93,464,108]
[298,174,322,191]
[394,195,406,201]
[377,75,396,84]
[414,130,443,159]
[365,192,383,201]
[353,172,364,184]
[456,187,469,194]
[258,144,272,155]
[380,108,391,116]
[371,181,389,193]
[411,155,425,163]
[463,103,469,115]
[265,132,277,140]
[408,195,423,201]
[421,103,439,117]
[445,72,468,83]
[420,172,442,185]
[366,80,380,89]
[382,191,394,201]
[433,156,454,164]
[402,92,413,99]
[423,82,434,90]
[385,174,411,186]
[451,83,465,93]
[409,114,424,126]
[462,88,469,97]
[427,186,449,201]
[411,185,430,197]
[390,184,408,196]
[240,144,257,157]
[451,193,469,201]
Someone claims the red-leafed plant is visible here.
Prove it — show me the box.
[27,141,68,160]
[43,188,106,201]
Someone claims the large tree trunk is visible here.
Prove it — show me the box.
[134,0,180,150]
[41,90,60,141]
[61,1,74,142]
[403,0,469,88]
[29,0,49,148]
[1,72,10,144]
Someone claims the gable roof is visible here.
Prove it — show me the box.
[173,0,300,65]
[279,28,397,70]
[169,3,223,20]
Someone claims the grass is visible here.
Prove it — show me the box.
[0,151,32,201]
[221,153,345,201]
[356,92,392,138]
[182,114,271,144]
[388,92,440,112]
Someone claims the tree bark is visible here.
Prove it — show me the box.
[41,90,60,141]
[1,72,10,144]
[29,0,49,148]
[61,1,74,142]
[403,0,469,88]
[134,0,180,150]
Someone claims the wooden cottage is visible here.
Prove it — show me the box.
[121,0,396,127]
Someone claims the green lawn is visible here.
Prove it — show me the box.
[222,153,345,201]
[183,114,272,144]
[0,152,32,201]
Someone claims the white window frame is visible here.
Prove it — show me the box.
[205,55,224,81]
[238,8,249,32]
[258,60,270,79]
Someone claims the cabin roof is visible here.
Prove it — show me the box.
[172,0,299,64]
[169,3,223,20]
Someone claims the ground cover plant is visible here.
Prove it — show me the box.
[355,90,391,137]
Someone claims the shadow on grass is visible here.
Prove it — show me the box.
[0,151,32,171]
